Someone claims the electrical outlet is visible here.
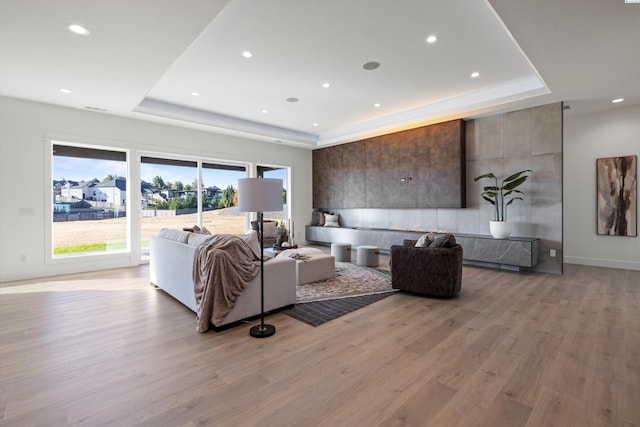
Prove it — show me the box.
[550,249,556,257]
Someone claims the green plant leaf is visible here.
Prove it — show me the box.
[481,195,496,205]
[474,173,497,181]
[503,169,531,183]
[505,197,523,206]
[503,176,529,191]
[503,189,524,197]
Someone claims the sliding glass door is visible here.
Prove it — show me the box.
[258,166,289,244]
[140,157,197,258]
[201,163,246,235]
[139,157,248,258]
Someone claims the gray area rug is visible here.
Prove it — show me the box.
[295,261,394,303]
[282,293,394,327]
[282,262,396,327]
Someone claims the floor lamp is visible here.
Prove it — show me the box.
[238,177,283,338]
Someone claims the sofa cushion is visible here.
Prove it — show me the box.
[158,228,191,243]
[188,232,213,247]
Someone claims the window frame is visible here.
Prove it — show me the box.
[46,139,132,264]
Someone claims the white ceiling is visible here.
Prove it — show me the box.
[1,0,638,149]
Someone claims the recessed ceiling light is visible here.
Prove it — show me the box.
[242,51,253,58]
[363,61,380,71]
[612,98,625,103]
[374,103,381,107]
[471,72,480,78]
[261,109,268,114]
[313,123,319,127]
[426,35,437,44]
[322,82,330,88]
[286,97,299,103]
[58,88,72,94]
[191,92,199,96]
[68,24,90,36]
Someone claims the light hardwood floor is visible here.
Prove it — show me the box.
[1,261,639,426]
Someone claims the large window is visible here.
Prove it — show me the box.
[140,157,198,257]
[52,144,128,256]
[139,157,247,257]
[201,163,246,236]
[50,144,291,261]
[259,165,289,241]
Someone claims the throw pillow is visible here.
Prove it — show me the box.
[323,213,340,227]
[310,209,324,226]
[262,221,277,237]
[415,232,435,248]
[183,225,212,235]
[432,234,457,248]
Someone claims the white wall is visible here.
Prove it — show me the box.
[563,105,640,271]
[0,96,313,282]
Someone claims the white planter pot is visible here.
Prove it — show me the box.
[490,221,512,239]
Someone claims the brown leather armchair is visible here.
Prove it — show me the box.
[390,239,463,297]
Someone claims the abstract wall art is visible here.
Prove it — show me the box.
[596,155,637,236]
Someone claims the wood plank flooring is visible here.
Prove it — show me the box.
[1,263,639,426]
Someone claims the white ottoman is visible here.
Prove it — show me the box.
[331,242,352,262]
[277,247,336,285]
[357,245,379,267]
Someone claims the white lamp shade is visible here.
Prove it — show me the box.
[238,178,283,213]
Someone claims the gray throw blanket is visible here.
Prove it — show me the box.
[192,234,260,332]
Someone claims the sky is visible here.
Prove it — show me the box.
[53,157,287,190]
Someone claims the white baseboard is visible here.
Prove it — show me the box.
[564,256,640,271]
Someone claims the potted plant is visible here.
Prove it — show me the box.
[275,220,288,247]
[474,169,531,238]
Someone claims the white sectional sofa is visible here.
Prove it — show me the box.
[149,230,297,329]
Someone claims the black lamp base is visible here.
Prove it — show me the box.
[249,323,276,338]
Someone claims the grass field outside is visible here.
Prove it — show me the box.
[52,207,286,256]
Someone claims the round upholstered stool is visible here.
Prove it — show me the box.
[331,242,352,262]
[357,245,379,267]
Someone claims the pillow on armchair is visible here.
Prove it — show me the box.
[432,233,457,248]
[415,232,435,247]
[250,219,278,247]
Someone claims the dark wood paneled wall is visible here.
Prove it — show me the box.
[313,119,466,209]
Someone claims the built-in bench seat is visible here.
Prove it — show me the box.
[305,225,540,271]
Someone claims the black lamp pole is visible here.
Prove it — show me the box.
[249,211,275,338]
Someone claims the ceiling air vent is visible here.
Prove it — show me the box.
[85,106,107,112]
